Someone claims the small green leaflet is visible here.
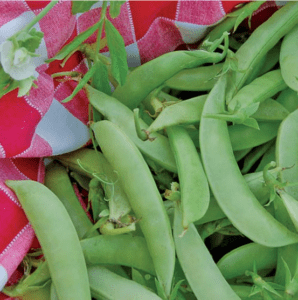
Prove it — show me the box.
[71,1,98,15]
[109,1,126,18]
[17,28,44,53]
[105,18,128,86]
[91,62,111,95]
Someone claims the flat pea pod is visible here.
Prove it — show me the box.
[81,235,155,275]
[44,161,97,239]
[164,63,222,91]
[88,265,162,300]
[112,33,228,110]
[276,88,298,113]
[86,84,177,173]
[280,23,298,92]
[217,243,277,281]
[226,1,298,101]
[92,120,175,296]
[5,180,91,300]
[173,203,240,300]
[167,125,209,228]
[199,74,298,247]
[228,69,287,112]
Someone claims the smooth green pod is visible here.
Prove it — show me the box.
[276,88,298,113]
[167,125,209,228]
[173,203,240,300]
[5,180,91,300]
[92,120,175,296]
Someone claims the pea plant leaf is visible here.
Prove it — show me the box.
[91,62,111,95]
[17,28,44,53]
[109,1,126,18]
[71,1,98,15]
[105,18,128,86]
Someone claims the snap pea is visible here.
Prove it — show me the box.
[199,74,298,247]
[226,1,298,101]
[88,265,162,300]
[5,180,91,300]
[280,23,298,92]
[167,125,209,228]
[164,63,222,91]
[112,33,229,109]
[81,235,155,275]
[92,120,175,296]
[217,243,277,281]
[86,84,177,173]
[44,161,97,239]
[276,88,298,113]
[173,203,240,300]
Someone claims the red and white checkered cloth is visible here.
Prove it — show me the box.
[0,0,283,297]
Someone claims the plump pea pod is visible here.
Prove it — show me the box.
[92,120,175,296]
[199,74,298,247]
[173,203,240,300]
[167,125,209,228]
[228,69,287,112]
[280,23,298,92]
[44,161,97,239]
[88,265,162,300]
[217,243,277,281]
[274,109,298,285]
[86,84,177,173]
[81,235,155,275]
[164,63,222,91]
[5,180,91,300]
[276,88,298,113]
[55,148,131,220]
[226,1,298,101]
[112,33,229,110]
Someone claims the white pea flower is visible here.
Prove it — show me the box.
[0,40,36,81]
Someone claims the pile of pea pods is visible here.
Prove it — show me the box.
[4,2,298,300]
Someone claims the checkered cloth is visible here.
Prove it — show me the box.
[0,0,282,297]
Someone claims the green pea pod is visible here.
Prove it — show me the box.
[5,180,91,300]
[199,74,298,247]
[217,243,277,281]
[50,283,58,300]
[92,120,175,296]
[173,203,240,300]
[280,23,298,92]
[276,88,298,113]
[86,84,177,173]
[44,161,97,239]
[226,1,298,101]
[112,33,229,109]
[88,265,162,300]
[164,63,222,91]
[167,125,209,228]
[81,235,155,275]
[255,143,276,173]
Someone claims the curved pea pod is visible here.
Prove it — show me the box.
[276,88,298,113]
[228,69,287,112]
[164,63,222,91]
[44,161,97,239]
[200,74,298,247]
[112,33,228,110]
[173,203,240,300]
[92,120,175,296]
[226,1,298,101]
[81,235,155,275]
[88,265,162,300]
[5,180,91,300]
[280,24,298,92]
[167,125,209,228]
[86,84,177,173]
[217,243,277,281]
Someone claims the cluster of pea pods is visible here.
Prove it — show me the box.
[4,1,298,299]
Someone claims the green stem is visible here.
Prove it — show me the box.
[95,1,108,55]
[22,1,58,33]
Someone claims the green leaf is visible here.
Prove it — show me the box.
[18,77,35,97]
[91,62,111,95]
[155,278,168,300]
[17,28,44,53]
[170,279,185,300]
[105,18,128,86]
[45,21,101,63]
[71,1,98,15]
[242,118,260,130]
[109,1,126,18]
